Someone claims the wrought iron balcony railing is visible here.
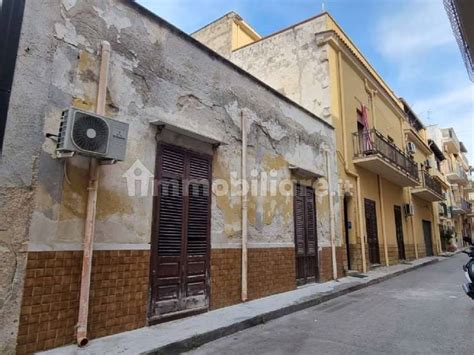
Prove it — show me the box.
[353,129,419,182]
[461,198,472,213]
[420,170,444,197]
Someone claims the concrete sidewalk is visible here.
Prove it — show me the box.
[42,256,441,355]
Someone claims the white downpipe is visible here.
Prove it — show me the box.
[325,149,337,280]
[77,41,110,347]
[241,111,248,301]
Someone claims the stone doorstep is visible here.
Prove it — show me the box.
[40,257,440,355]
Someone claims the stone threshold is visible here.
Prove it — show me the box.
[41,256,440,355]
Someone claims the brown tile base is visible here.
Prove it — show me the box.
[210,247,296,310]
[319,246,347,282]
[17,251,149,354]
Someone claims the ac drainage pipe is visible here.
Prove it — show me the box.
[325,149,337,280]
[77,41,110,347]
[241,111,248,302]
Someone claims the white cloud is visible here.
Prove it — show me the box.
[374,1,452,63]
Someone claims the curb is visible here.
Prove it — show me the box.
[151,258,439,354]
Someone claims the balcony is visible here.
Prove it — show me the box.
[442,128,460,154]
[461,198,472,213]
[412,170,444,201]
[439,202,452,219]
[353,129,419,187]
[452,198,472,215]
[446,166,469,185]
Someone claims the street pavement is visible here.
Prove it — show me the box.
[186,254,473,354]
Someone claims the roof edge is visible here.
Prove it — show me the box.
[124,1,334,130]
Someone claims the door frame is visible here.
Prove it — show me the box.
[148,143,212,324]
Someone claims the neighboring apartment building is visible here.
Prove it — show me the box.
[440,128,472,243]
[193,11,447,272]
[0,1,339,353]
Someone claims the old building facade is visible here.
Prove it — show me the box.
[0,1,340,353]
[193,11,452,272]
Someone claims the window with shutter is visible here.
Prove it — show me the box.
[150,144,212,323]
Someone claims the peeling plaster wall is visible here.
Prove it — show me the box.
[22,0,337,251]
[1,1,338,351]
[228,15,333,124]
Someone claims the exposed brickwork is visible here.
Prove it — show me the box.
[248,248,295,300]
[17,250,149,354]
[210,248,241,310]
[386,244,400,266]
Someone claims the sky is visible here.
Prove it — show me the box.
[138,0,474,162]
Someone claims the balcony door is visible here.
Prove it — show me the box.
[364,198,380,265]
[294,184,318,285]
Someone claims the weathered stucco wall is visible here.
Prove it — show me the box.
[191,12,236,59]
[229,15,332,124]
[2,1,338,351]
[24,0,337,251]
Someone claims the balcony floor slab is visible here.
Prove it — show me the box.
[354,155,419,187]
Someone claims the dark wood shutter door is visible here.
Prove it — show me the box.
[423,220,433,256]
[294,185,306,283]
[305,187,317,280]
[294,184,318,285]
[364,199,380,265]
[150,144,211,322]
[183,153,211,311]
[394,206,405,260]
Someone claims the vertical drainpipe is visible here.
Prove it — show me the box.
[325,149,337,280]
[241,111,248,302]
[77,41,110,347]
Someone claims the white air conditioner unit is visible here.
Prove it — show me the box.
[56,108,129,161]
[404,203,415,217]
[406,142,416,155]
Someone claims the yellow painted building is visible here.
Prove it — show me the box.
[194,11,451,273]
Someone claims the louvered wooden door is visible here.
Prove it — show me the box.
[364,198,380,265]
[294,184,318,285]
[394,205,405,260]
[149,144,211,322]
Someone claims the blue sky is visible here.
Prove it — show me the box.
[138,0,474,162]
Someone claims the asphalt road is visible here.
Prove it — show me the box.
[187,254,474,355]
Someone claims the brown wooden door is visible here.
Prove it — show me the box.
[364,198,380,265]
[294,184,318,285]
[394,205,406,260]
[149,144,212,323]
[423,220,434,256]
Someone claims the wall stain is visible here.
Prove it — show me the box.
[59,163,132,220]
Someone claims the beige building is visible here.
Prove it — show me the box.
[194,11,449,272]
